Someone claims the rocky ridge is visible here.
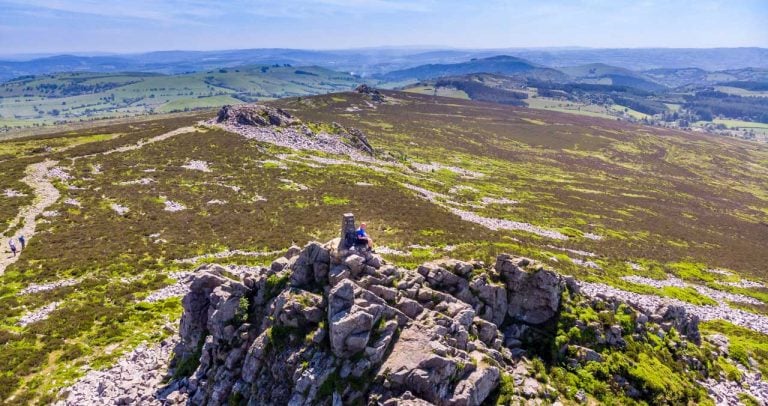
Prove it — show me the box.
[156,217,731,405]
[214,104,374,156]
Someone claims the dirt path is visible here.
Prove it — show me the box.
[0,160,60,274]
[75,125,200,160]
[0,125,201,275]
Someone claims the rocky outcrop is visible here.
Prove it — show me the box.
[164,219,709,405]
[214,104,375,156]
[356,84,385,103]
[216,105,300,127]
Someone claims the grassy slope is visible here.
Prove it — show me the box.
[0,91,767,403]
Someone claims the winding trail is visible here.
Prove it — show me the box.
[74,125,200,161]
[0,160,60,274]
[1,125,201,276]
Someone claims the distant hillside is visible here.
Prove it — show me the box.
[0,66,360,131]
[558,63,666,92]
[644,67,768,88]
[404,73,529,105]
[377,55,567,82]
[511,47,768,71]
[2,47,766,83]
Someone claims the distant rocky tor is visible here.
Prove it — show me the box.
[152,214,721,406]
[355,84,385,103]
[215,104,374,155]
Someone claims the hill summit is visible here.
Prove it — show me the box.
[150,213,717,405]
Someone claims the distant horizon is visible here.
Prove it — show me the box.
[2,45,767,61]
[1,0,766,55]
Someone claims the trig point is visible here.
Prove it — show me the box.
[341,213,356,239]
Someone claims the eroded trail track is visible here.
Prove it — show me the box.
[0,160,59,274]
[0,125,200,275]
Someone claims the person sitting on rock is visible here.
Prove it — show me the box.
[355,223,373,250]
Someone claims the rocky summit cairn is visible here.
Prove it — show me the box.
[163,214,706,405]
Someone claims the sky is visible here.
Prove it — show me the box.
[0,0,766,55]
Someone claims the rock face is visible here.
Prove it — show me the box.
[216,105,299,127]
[165,219,707,405]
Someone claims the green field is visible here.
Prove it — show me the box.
[713,118,768,130]
[0,66,360,131]
[715,86,768,98]
[404,85,470,99]
[523,95,618,119]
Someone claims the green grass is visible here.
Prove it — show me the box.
[712,119,768,130]
[659,286,718,306]
[403,85,471,100]
[156,95,245,113]
[701,320,768,376]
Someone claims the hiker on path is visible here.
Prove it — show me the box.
[18,235,25,250]
[9,239,17,257]
[356,223,374,250]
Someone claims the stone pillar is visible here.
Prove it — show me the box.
[341,213,356,240]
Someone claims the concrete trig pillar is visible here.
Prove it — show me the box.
[341,213,356,240]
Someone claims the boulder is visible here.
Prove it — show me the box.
[290,241,331,287]
[344,254,366,276]
[656,304,701,344]
[496,255,564,325]
[328,280,378,358]
[571,345,604,363]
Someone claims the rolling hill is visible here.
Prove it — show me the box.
[558,63,666,92]
[376,55,568,82]
[2,47,767,83]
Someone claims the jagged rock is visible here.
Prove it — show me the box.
[273,289,324,327]
[418,261,468,293]
[450,365,500,406]
[346,127,374,155]
[344,254,366,276]
[290,241,331,287]
[606,324,626,348]
[216,105,300,127]
[656,304,701,344]
[328,279,380,358]
[270,257,289,273]
[571,345,603,363]
[285,245,302,259]
[496,255,564,325]
[176,268,230,360]
[166,215,717,406]
[468,274,507,325]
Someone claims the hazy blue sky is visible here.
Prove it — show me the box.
[0,0,766,54]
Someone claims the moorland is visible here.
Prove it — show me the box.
[1,89,768,404]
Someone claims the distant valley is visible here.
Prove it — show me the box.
[1,48,767,142]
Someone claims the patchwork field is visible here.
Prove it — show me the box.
[1,90,767,404]
[0,66,359,131]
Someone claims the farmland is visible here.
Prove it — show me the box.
[0,66,359,131]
